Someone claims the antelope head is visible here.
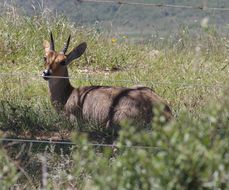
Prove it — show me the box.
[42,32,87,80]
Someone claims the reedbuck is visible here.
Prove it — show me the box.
[42,33,172,133]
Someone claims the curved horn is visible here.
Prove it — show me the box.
[61,35,71,54]
[50,32,55,51]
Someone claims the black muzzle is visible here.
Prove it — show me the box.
[42,69,52,80]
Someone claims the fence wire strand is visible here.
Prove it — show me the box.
[81,0,229,11]
[0,72,225,88]
[0,138,163,150]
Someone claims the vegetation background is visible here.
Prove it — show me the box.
[2,0,229,38]
[0,0,228,189]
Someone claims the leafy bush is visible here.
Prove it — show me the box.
[0,147,19,189]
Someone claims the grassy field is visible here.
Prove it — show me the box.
[0,8,228,190]
[4,0,229,37]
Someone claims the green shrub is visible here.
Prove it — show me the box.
[0,147,19,189]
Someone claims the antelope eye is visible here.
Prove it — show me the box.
[59,60,66,65]
[43,56,47,62]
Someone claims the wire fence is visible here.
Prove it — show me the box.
[0,137,164,150]
[0,72,226,88]
[81,0,229,11]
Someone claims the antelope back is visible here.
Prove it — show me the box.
[65,86,172,129]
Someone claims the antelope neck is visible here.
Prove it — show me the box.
[48,68,74,109]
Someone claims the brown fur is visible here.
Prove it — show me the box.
[65,86,172,129]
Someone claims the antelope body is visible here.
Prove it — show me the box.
[42,33,172,131]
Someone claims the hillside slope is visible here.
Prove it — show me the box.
[1,0,229,37]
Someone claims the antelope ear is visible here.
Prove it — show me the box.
[65,42,87,65]
[43,40,50,54]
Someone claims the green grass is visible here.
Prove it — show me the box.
[0,9,228,190]
[0,12,228,112]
